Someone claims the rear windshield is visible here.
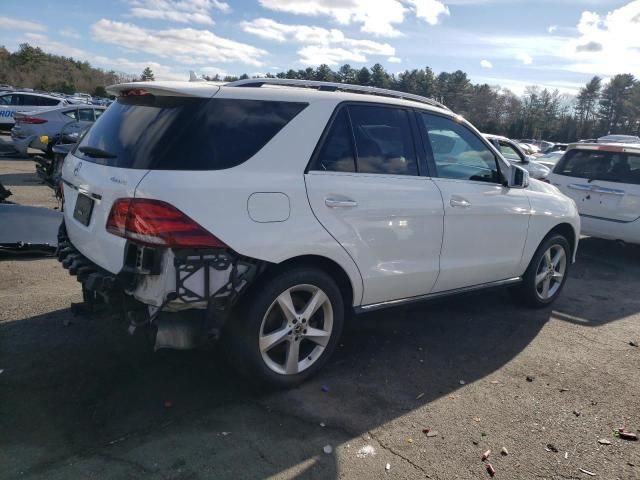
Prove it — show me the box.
[554,149,640,185]
[74,96,307,170]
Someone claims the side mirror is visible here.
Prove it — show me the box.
[507,164,530,188]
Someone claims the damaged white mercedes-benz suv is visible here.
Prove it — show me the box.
[58,78,580,386]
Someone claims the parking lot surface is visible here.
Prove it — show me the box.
[1,155,639,479]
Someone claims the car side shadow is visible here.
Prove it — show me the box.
[550,237,640,327]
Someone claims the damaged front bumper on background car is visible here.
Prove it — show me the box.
[57,222,265,349]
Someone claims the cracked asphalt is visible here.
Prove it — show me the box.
[1,151,639,479]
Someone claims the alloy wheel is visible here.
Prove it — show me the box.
[535,244,567,300]
[259,284,334,375]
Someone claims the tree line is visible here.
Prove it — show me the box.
[2,43,638,141]
[210,64,639,142]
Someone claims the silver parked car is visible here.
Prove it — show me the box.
[483,134,551,180]
[10,105,105,156]
[0,91,68,129]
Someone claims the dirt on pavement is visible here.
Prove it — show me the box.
[1,153,639,479]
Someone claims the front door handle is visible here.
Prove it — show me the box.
[450,197,471,208]
[325,197,358,208]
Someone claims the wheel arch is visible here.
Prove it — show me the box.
[546,222,578,261]
[264,254,355,311]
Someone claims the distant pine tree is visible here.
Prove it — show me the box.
[140,67,155,81]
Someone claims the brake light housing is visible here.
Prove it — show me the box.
[16,116,47,124]
[106,198,227,249]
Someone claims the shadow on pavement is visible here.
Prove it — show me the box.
[0,238,638,478]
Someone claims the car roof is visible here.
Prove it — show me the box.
[0,91,62,100]
[568,142,640,154]
[482,133,511,141]
[106,80,452,116]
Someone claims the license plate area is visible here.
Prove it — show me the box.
[73,193,94,226]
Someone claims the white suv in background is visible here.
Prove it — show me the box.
[549,142,640,244]
[58,79,580,386]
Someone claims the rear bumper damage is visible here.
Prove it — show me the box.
[57,221,265,348]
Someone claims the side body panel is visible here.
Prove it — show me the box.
[305,171,444,305]
[431,178,531,291]
[134,97,365,306]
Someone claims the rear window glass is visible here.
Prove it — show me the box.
[74,96,307,170]
[555,149,640,185]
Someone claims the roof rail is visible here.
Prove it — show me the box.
[225,78,450,110]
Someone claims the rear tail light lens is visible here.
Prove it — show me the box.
[16,116,47,124]
[106,198,227,248]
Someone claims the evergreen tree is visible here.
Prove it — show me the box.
[140,66,155,81]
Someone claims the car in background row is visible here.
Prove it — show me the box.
[10,105,105,156]
[0,92,68,130]
[549,141,640,245]
[597,134,640,144]
[483,134,551,180]
[536,151,565,170]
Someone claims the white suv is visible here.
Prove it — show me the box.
[549,142,640,244]
[58,79,580,386]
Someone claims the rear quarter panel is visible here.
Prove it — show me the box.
[134,98,365,306]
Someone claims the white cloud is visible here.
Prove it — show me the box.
[0,15,45,32]
[258,0,448,37]
[60,28,81,39]
[516,52,533,65]
[23,33,87,59]
[480,59,492,68]
[547,24,557,33]
[127,0,230,26]
[91,19,267,66]
[388,56,402,63]
[15,32,191,81]
[241,18,394,66]
[406,0,450,26]
[562,1,640,75]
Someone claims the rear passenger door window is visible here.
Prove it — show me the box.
[349,105,418,176]
[314,108,356,172]
[420,113,500,183]
[63,109,78,120]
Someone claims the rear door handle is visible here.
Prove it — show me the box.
[450,197,471,208]
[325,197,358,208]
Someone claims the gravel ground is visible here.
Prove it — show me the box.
[1,150,639,479]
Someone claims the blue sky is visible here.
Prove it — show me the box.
[1,0,639,94]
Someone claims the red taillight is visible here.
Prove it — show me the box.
[106,198,226,248]
[16,116,47,124]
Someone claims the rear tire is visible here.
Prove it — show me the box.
[511,233,570,308]
[224,267,344,388]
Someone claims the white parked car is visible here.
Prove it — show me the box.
[549,142,640,245]
[0,92,68,129]
[483,134,551,180]
[58,79,580,386]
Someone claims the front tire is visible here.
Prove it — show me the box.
[225,267,344,388]
[511,233,570,308]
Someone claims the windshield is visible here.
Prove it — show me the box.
[554,149,640,184]
[75,95,307,170]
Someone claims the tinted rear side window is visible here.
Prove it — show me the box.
[75,96,307,169]
[312,108,356,172]
[555,149,640,185]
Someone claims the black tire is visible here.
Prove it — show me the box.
[224,267,344,388]
[511,233,571,308]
